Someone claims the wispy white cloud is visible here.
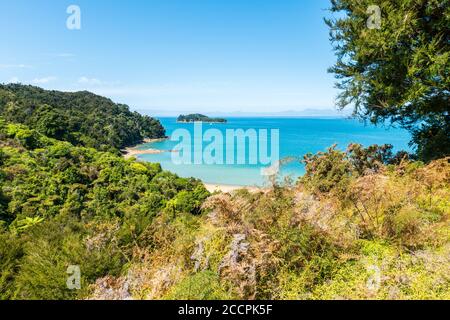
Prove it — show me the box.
[60,81,336,111]
[54,53,76,58]
[77,77,121,87]
[90,83,221,97]
[78,76,103,86]
[0,64,31,69]
[32,76,57,84]
[6,77,20,84]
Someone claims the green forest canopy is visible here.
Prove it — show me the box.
[0,84,166,152]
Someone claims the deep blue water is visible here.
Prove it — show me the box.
[137,117,411,186]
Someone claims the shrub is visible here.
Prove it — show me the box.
[164,271,233,300]
[347,143,393,175]
[301,145,353,195]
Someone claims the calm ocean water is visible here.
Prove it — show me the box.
[137,117,411,187]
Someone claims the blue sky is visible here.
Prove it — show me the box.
[0,0,341,115]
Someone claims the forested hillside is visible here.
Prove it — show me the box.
[0,84,165,152]
[0,119,209,299]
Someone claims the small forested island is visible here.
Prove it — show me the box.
[177,113,227,123]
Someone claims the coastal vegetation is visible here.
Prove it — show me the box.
[177,114,227,123]
[84,145,449,300]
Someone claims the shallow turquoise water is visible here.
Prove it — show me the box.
[138,117,412,187]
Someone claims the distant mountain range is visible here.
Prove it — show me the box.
[137,108,352,118]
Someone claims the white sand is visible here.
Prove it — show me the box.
[204,184,265,193]
[122,138,169,159]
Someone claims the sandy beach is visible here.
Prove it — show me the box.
[123,148,164,159]
[204,183,265,193]
[122,138,168,159]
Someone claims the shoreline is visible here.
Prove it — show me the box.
[204,183,266,193]
[122,138,169,159]
[176,121,227,124]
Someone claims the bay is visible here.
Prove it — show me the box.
[137,117,411,187]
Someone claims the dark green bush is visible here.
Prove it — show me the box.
[301,145,353,195]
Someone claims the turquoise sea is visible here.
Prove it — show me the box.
[137,117,412,187]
